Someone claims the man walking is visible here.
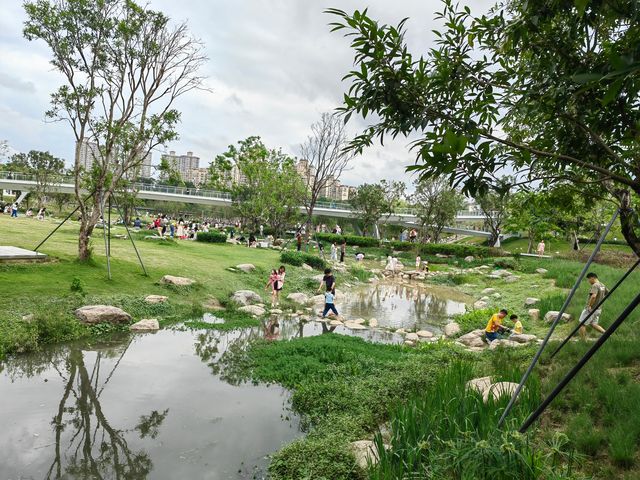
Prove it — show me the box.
[11,202,18,218]
[579,272,607,340]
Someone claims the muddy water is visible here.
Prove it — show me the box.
[339,281,471,333]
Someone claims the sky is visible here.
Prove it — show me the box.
[0,0,494,188]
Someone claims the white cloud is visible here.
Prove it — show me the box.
[0,0,494,187]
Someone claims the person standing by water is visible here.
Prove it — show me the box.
[277,265,286,294]
[340,240,346,263]
[265,269,281,307]
[317,268,336,295]
[415,255,422,271]
[536,239,546,257]
[321,290,339,318]
[579,272,607,340]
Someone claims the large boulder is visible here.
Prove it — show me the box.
[238,305,266,316]
[160,275,195,287]
[464,255,475,262]
[488,339,524,350]
[524,297,540,306]
[310,294,326,305]
[481,288,497,295]
[482,382,522,404]
[231,290,262,306]
[457,330,486,348]
[416,330,434,338]
[466,376,493,395]
[444,322,461,337]
[287,292,310,305]
[536,268,548,274]
[509,334,537,344]
[130,319,159,332]
[302,263,313,271]
[344,321,367,330]
[75,305,131,325]
[350,440,388,469]
[406,332,420,341]
[474,300,489,309]
[236,263,256,273]
[204,297,225,311]
[544,311,572,323]
[145,295,168,304]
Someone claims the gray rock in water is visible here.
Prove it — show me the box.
[344,322,367,330]
[75,305,131,325]
[238,305,266,316]
[369,318,379,327]
[444,322,461,337]
[235,263,256,273]
[231,290,262,306]
[160,275,195,287]
[130,319,159,332]
[287,292,310,305]
[145,295,168,304]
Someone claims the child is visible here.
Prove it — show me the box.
[416,255,421,270]
[330,242,338,262]
[322,290,339,318]
[510,314,523,335]
[265,269,280,307]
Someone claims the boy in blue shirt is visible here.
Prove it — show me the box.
[322,291,339,318]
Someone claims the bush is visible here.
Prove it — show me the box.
[196,231,227,243]
[315,233,380,247]
[494,257,518,269]
[280,251,327,270]
[454,308,493,334]
[388,241,495,258]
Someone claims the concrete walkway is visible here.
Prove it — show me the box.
[0,246,47,262]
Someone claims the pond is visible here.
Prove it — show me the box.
[0,281,469,479]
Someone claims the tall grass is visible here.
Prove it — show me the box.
[371,361,578,479]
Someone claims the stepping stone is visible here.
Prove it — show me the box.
[130,319,159,332]
[75,305,131,325]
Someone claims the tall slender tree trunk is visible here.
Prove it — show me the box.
[619,190,640,258]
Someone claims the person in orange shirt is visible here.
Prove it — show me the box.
[485,309,508,343]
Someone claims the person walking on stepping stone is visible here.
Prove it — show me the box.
[579,272,607,340]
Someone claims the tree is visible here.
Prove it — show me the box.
[209,137,305,234]
[504,191,557,253]
[411,178,464,243]
[350,181,403,236]
[327,1,640,256]
[7,150,65,207]
[475,186,510,247]
[24,0,206,260]
[157,157,184,186]
[299,112,355,238]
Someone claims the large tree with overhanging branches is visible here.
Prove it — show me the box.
[24,0,207,260]
[327,0,640,256]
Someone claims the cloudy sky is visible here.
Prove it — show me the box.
[0,0,493,188]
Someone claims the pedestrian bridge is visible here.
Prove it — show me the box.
[0,172,495,237]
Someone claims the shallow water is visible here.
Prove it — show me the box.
[339,281,470,332]
[0,281,468,479]
[0,330,299,479]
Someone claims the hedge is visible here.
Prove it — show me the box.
[387,241,494,258]
[315,233,379,247]
[280,251,327,270]
[196,231,227,243]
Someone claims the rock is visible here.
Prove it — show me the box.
[344,322,367,330]
[369,318,378,327]
[536,268,548,274]
[353,318,366,325]
[395,328,406,335]
[350,440,388,469]
[528,309,540,321]
[231,290,262,306]
[544,311,572,323]
[238,305,266,316]
[474,300,489,309]
[481,288,497,295]
[480,296,490,301]
[444,322,461,337]
[524,297,540,306]
[203,297,225,311]
[235,263,256,273]
[75,305,132,325]
[287,292,310,305]
[486,274,501,280]
[302,263,313,271]
[466,376,493,395]
[483,382,522,404]
[495,269,513,277]
[491,293,502,299]
[404,340,416,347]
[329,319,343,326]
[313,274,324,283]
[458,330,486,348]
[406,332,420,341]
[509,334,537,344]
[129,319,159,332]
[269,308,283,314]
[504,276,520,283]
[310,294,325,305]
[145,295,168,304]
[416,330,434,338]
[21,314,34,322]
[464,255,475,262]
[488,339,524,350]
[160,275,195,287]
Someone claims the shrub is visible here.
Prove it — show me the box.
[454,308,493,334]
[70,277,84,294]
[315,233,380,247]
[196,230,227,243]
[388,241,495,258]
[280,251,327,270]
[494,257,518,269]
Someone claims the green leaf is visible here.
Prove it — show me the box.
[574,0,589,16]
[571,72,602,84]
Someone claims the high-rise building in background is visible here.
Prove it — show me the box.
[139,151,153,179]
[190,167,210,187]
[161,150,200,182]
[77,140,100,171]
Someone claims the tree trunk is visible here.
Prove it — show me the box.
[527,232,534,254]
[78,223,94,261]
[619,190,640,258]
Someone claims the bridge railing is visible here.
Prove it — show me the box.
[0,171,494,217]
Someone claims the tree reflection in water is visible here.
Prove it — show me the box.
[34,338,169,479]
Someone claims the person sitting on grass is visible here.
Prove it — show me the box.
[322,290,339,318]
[509,314,523,336]
[485,309,508,343]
